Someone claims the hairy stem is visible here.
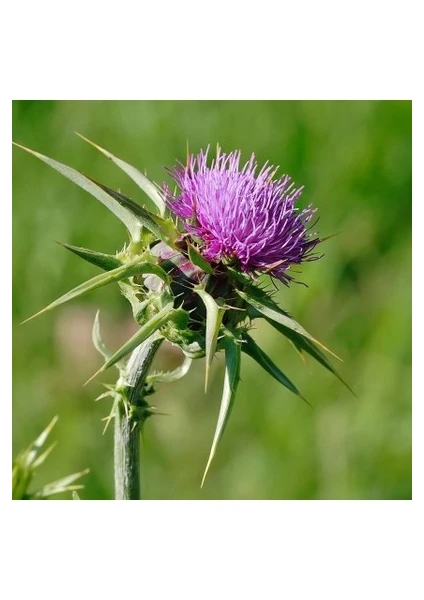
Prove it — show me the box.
[114,334,163,500]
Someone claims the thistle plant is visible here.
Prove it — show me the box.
[12,416,88,500]
[14,137,351,499]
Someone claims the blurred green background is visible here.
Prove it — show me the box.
[12,100,411,500]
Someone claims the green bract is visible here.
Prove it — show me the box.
[15,137,351,485]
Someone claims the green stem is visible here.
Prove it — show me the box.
[114,334,163,500]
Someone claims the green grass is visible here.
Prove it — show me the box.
[12,100,412,499]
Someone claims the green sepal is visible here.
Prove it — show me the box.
[88,178,177,247]
[85,303,175,384]
[187,243,214,274]
[240,332,311,406]
[56,241,122,271]
[12,142,144,241]
[266,318,355,395]
[194,288,225,392]
[22,257,170,323]
[76,133,167,216]
[236,286,340,360]
[201,334,241,487]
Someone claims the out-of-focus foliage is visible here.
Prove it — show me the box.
[12,100,411,499]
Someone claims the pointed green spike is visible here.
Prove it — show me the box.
[266,318,355,395]
[32,442,58,469]
[86,177,177,246]
[95,391,115,402]
[22,258,170,324]
[241,332,311,407]
[187,243,214,274]
[85,304,174,385]
[24,415,59,469]
[76,133,166,216]
[12,142,144,241]
[194,288,226,392]
[102,397,119,435]
[56,241,121,271]
[201,335,241,487]
[236,287,341,361]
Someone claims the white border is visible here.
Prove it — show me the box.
[5,1,419,598]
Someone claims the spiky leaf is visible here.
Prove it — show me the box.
[194,288,225,392]
[147,355,193,384]
[236,287,340,360]
[23,416,59,469]
[201,335,241,487]
[57,241,121,271]
[23,258,170,323]
[12,416,89,500]
[85,303,175,384]
[12,142,144,241]
[76,133,166,216]
[266,318,354,395]
[240,332,310,406]
[31,469,89,499]
[187,243,214,274]
[89,178,177,246]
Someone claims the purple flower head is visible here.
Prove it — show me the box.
[164,146,321,284]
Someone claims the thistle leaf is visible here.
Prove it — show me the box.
[56,241,121,271]
[266,319,355,395]
[88,178,177,246]
[240,332,311,406]
[85,303,175,384]
[147,355,193,384]
[236,287,340,360]
[194,288,226,392]
[76,133,167,216]
[187,243,214,274]
[12,142,144,241]
[22,258,170,323]
[201,335,241,487]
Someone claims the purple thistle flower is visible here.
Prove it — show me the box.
[164,146,321,284]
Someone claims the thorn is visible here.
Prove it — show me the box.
[300,394,314,409]
[75,132,109,157]
[21,308,47,325]
[204,367,210,394]
[200,459,212,489]
[148,408,170,417]
[321,231,343,243]
[83,366,104,387]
